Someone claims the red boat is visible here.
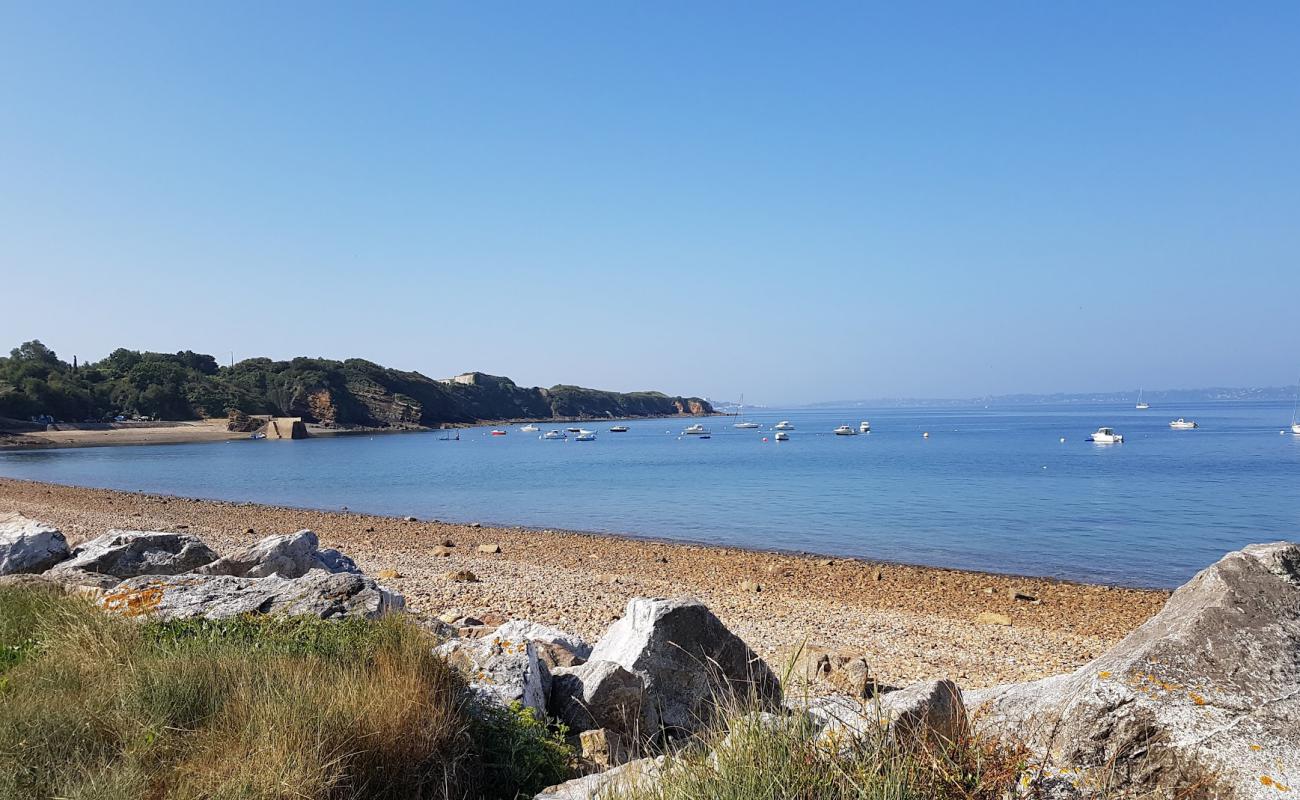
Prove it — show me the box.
[490,430,506,436]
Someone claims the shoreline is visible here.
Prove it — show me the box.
[0,477,1168,688]
[0,412,723,451]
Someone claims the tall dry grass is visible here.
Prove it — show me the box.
[0,584,568,800]
[612,698,1029,800]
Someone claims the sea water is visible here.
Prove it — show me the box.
[3,402,1297,588]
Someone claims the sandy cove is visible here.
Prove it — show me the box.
[0,477,1168,688]
[0,420,246,449]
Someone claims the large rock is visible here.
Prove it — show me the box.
[0,513,70,575]
[970,541,1300,799]
[47,530,217,578]
[804,680,968,751]
[874,679,967,745]
[533,756,663,800]
[99,570,404,621]
[435,633,548,716]
[195,529,358,578]
[586,596,782,739]
[550,660,645,738]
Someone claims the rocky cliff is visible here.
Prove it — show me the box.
[291,365,713,429]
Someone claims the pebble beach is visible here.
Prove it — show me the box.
[0,476,1168,688]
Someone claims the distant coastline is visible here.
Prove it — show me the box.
[802,386,1300,409]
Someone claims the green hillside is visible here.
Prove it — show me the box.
[0,341,713,428]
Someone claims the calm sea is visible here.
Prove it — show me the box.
[3,402,1298,588]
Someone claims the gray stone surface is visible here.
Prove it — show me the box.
[48,530,218,578]
[436,633,548,716]
[587,596,782,739]
[533,756,663,800]
[0,513,70,575]
[313,547,359,574]
[550,659,645,738]
[0,569,120,599]
[492,619,593,661]
[196,529,357,578]
[100,570,405,620]
[804,680,968,750]
[804,694,877,743]
[874,679,967,745]
[970,541,1300,799]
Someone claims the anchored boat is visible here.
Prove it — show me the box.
[1089,427,1124,444]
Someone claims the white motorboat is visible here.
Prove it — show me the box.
[609,425,629,433]
[774,420,794,431]
[575,430,597,441]
[520,424,540,433]
[1292,423,1300,435]
[734,421,760,429]
[774,431,789,441]
[833,425,858,436]
[1169,418,1198,430]
[1089,427,1124,444]
[542,430,567,440]
[1135,389,1149,410]
[683,423,709,435]
[859,421,871,433]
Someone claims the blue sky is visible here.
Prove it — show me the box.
[2,3,1297,404]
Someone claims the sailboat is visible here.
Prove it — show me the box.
[1290,379,1300,435]
[1135,389,1150,410]
[733,394,760,429]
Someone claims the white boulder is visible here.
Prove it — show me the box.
[587,596,782,739]
[0,513,70,575]
[435,633,548,716]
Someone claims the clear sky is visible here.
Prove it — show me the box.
[2,3,1297,404]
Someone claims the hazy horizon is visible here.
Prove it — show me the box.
[3,3,1298,405]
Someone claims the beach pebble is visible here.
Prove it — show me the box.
[447,569,480,583]
[976,612,1012,626]
[478,543,502,554]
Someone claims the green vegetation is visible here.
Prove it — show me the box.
[613,707,1027,800]
[0,340,712,427]
[0,585,571,800]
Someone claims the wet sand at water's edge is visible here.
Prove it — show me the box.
[0,477,1169,688]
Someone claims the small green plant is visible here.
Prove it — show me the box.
[472,700,575,799]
